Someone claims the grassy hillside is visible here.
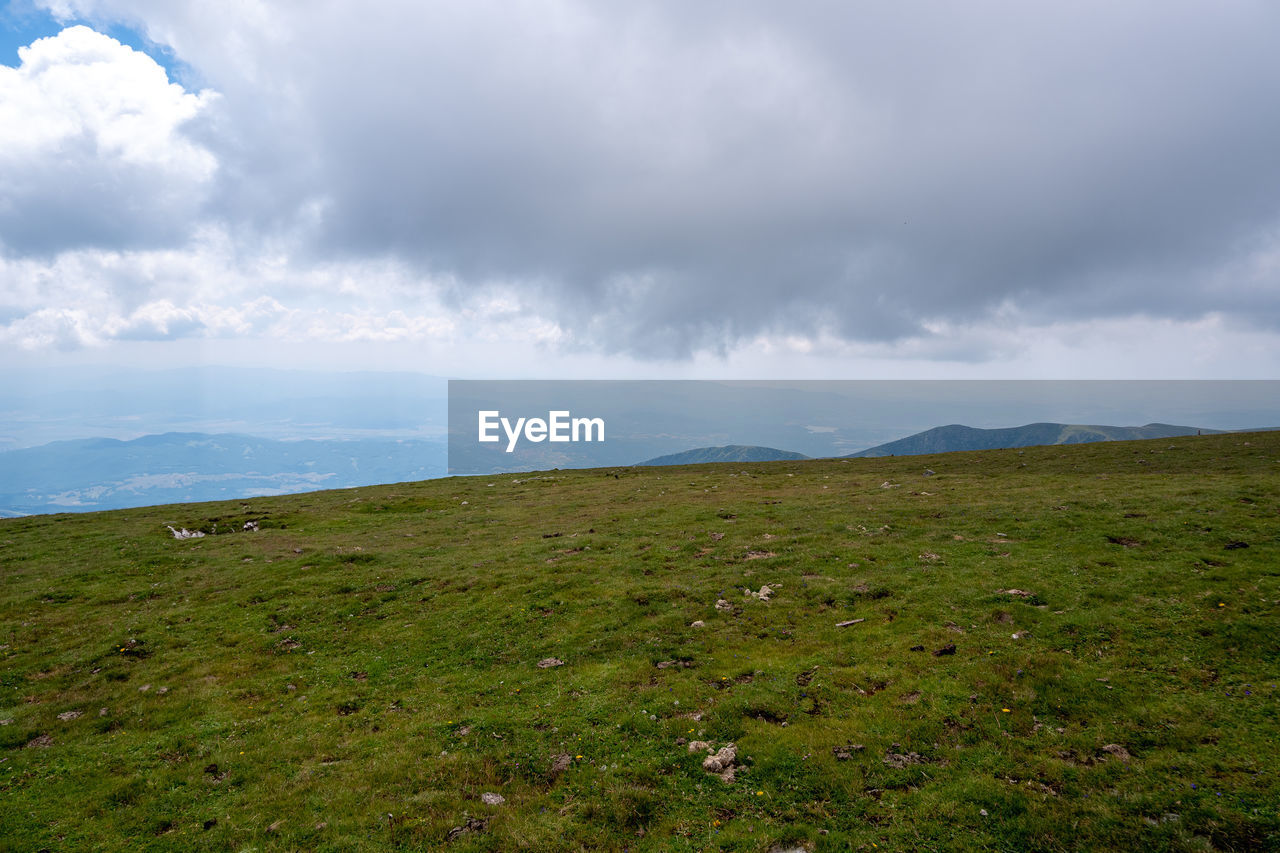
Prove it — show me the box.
[1,432,1278,852]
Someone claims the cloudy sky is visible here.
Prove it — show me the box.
[2,0,1279,379]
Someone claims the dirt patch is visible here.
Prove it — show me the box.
[745,550,776,560]
[1107,536,1141,548]
[446,816,487,841]
[882,748,925,769]
[549,753,572,777]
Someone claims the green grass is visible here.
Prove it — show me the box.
[1,432,1278,851]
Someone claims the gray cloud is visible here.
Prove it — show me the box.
[21,1,1280,358]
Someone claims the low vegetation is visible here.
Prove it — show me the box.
[1,432,1277,851]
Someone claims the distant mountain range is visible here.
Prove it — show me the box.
[843,422,1223,458]
[1,421,1261,516]
[635,423,1233,468]
[638,445,810,466]
[0,432,445,516]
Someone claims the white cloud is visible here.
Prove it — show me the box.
[0,25,218,253]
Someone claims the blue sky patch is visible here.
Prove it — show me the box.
[1,1,192,84]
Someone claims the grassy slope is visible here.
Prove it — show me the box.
[1,433,1278,852]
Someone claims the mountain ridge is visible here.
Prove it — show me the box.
[637,444,810,466]
[844,421,1223,458]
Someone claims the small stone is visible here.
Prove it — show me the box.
[1101,743,1131,762]
[715,599,732,611]
[57,710,81,721]
[690,620,705,627]
[701,743,738,780]
[536,657,564,668]
[932,643,957,656]
[687,740,712,753]
[480,792,505,806]
[980,808,989,817]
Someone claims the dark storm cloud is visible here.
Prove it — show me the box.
[27,1,1280,355]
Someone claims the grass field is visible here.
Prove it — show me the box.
[2,432,1278,851]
